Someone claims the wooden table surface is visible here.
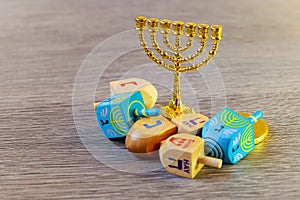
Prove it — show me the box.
[1,0,299,199]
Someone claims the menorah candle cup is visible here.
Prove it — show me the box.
[109,77,158,108]
[159,133,222,179]
[201,108,263,164]
[135,16,147,31]
[95,91,161,139]
[136,16,223,118]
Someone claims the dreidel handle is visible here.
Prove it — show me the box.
[198,156,222,169]
[247,110,263,124]
[94,103,161,117]
[133,108,161,117]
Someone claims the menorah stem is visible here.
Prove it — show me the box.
[161,68,195,118]
[169,71,183,113]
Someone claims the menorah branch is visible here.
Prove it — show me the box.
[178,40,221,72]
[162,34,178,52]
[138,30,175,71]
[150,32,176,62]
[163,34,194,52]
[178,38,193,52]
[174,35,181,49]
[179,39,207,63]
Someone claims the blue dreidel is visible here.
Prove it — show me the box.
[95,91,161,139]
[201,108,263,164]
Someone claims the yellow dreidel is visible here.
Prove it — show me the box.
[110,78,158,108]
[171,113,209,135]
[159,133,222,178]
[125,116,178,157]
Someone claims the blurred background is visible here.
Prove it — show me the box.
[0,0,299,199]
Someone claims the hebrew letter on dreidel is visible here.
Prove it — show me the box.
[202,108,263,164]
[125,116,178,156]
[120,81,138,87]
[143,120,162,129]
[159,133,222,179]
[171,113,209,135]
[110,78,158,108]
[95,91,161,139]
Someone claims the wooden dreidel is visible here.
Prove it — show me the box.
[159,133,222,179]
[110,78,158,108]
[171,113,209,135]
[201,108,263,164]
[95,91,161,139]
[125,116,178,157]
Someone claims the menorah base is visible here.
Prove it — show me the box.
[161,105,195,119]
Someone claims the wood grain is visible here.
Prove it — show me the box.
[0,0,299,199]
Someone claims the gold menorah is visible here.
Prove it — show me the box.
[136,16,223,119]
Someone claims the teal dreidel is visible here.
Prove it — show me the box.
[95,91,161,139]
[201,108,263,164]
